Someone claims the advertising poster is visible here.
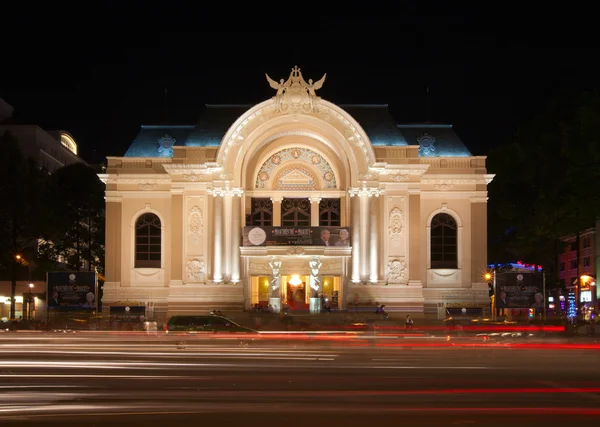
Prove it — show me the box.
[47,271,98,312]
[242,226,350,247]
[495,272,544,309]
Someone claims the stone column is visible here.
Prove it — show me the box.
[369,192,380,283]
[359,190,370,281]
[310,196,321,227]
[104,196,122,286]
[211,192,224,283]
[309,257,322,313]
[408,191,421,283]
[269,257,282,313]
[223,193,232,281]
[470,197,488,283]
[350,191,361,283]
[231,190,243,283]
[271,196,283,226]
[170,190,184,282]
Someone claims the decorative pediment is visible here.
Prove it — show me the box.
[274,167,317,191]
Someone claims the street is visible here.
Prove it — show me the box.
[0,332,599,426]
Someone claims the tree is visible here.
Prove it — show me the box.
[0,131,47,318]
[488,90,600,285]
[39,163,105,274]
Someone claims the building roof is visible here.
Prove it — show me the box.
[396,123,472,157]
[123,104,470,158]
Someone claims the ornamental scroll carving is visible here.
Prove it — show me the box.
[387,259,407,285]
[188,205,203,245]
[388,207,404,247]
[186,258,206,283]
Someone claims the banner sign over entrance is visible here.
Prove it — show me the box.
[242,226,350,247]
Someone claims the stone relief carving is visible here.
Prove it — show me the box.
[183,174,203,182]
[157,134,176,156]
[286,247,305,256]
[433,184,454,191]
[387,173,410,182]
[186,258,206,283]
[266,65,326,113]
[387,259,407,284]
[388,207,404,247]
[137,183,158,191]
[256,147,337,189]
[188,205,203,244]
[358,172,379,181]
[417,133,436,156]
[249,262,272,274]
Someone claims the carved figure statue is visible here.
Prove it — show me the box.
[309,257,322,293]
[269,258,282,292]
[266,74,289,112]
[266,66,327,113]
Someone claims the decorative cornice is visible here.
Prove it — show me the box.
[348,185,384,197]
[207,187,244,197]
[162,163,222,176]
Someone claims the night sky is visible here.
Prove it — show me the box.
[2,4,596,165]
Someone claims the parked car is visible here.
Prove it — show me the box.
[166,315,257,334]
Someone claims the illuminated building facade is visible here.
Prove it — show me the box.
[100,67,494,319]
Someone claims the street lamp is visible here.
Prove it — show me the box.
[28,283,34,321]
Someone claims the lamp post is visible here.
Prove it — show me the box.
[27,283,34,321]
[485,272,494,320]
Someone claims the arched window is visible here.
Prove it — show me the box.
[430,213,457,269]
[250,198,273,226]
[319,198,341,226]
[281,198,311,227]
[135,213,161,268]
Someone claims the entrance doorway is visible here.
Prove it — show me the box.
[249,275,342,311]
[286,275,307,310]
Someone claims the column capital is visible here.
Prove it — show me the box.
[270,196,284,203]
[207,187,244,197]
[348,186,384,198]
[309,196,322,204]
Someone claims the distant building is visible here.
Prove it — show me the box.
[0,98,86,173]
[0,98,87,320]
[558,221,599,307]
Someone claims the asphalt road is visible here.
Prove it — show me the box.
[0,332,599,426]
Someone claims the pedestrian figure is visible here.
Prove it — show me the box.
[405,314,414,330]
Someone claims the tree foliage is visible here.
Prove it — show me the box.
[0,131,46,271]
[488,90,600,272]
[39,163,105,274]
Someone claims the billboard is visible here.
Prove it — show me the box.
[47,271,98,312]
[495,272,544,309]
[242,226,350,247]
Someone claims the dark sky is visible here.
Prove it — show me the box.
[2,3,597,165]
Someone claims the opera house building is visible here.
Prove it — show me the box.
[100,66,494,319]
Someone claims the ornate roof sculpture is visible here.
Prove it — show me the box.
[266,66,326,113]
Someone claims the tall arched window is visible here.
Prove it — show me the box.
[430,213,458,269]
[135,213,161,268]
[319,198,341,226]
[250,198,273,226]
[281,198,311,227]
